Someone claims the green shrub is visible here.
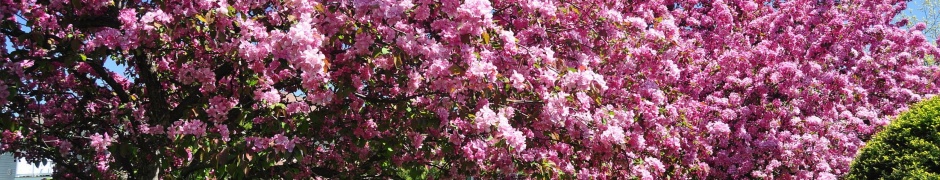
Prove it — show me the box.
[847,97,940,179]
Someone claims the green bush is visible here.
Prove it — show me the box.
[847,97,940,179]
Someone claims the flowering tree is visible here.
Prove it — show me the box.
[1,0,938,179]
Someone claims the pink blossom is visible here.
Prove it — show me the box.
[0,130,19,146]
[167,120,207,139]
[286,102,311,115]
[254,88,281,106]
[458,0,493,19]
[474,106,498,131]
[461,139,488,162]
[89,133,112,152]
[410,132,426,149]
[246,136,271,152]
[208,96,238,123]
[599,126,625,144]
[707,121,731,135]
[216,125,230,142]
[805,116,823,127]
[272,134,294,153]
[467,60,498,82]
[646,157,666,174]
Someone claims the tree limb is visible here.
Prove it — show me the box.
[354,92,445,104]
[165,92,202,121]
[87,60,131,103]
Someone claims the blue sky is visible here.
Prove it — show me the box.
[899,0,938,40]
[902,0,927,18]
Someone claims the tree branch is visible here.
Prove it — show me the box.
[354,92,445,104]
[87,60,131,103]
[63,6,122,30]
[506,99,542,104]
[165,92,202,121]
[69,16,122,30]
[179,147,237,178]
[310,166,341,178]
[112,143,138,178]
[132,54,171,122]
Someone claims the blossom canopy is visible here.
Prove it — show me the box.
[0,0,938,179]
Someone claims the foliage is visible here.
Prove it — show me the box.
[0,0,938,179]
[847,97,940,179]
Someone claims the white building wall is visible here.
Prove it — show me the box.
[0,154,15,180]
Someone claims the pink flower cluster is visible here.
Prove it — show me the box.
[207,96,238,123]
[246,134,295,153]
[167,120,207,139]
[0,130,20,150]
[89,133,113,172]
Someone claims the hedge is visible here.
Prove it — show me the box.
[847,97,940,179]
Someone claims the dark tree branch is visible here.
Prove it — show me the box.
[165,91,203,121]
[310,167,342,178]
[243,161,341,179]
[354,92,445,104]
[69,16,122,30]
[62,6,122,30]
[179,161,208,178]
[132,54,170,121]
[112,143,138,178]
[0,28,27,40]
[87,59,131,103]
[506,99,542,104]
[179,147,235,178]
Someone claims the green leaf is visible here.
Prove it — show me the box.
[482,30,491,45]
[240,119,252,130]
[246,77,258,87]
[381,47,392,55]
[227,6,237,16]
[196,14,209,24]
[408,167,425,179]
